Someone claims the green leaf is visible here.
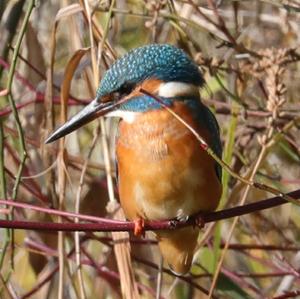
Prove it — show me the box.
[216,273,252,299]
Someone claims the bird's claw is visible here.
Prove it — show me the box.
[169,214,205,229]
[169,219,180,228]
[194,215,205,229]
[169,215,189,229]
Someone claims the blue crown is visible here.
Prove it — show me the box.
[96,44,203,99]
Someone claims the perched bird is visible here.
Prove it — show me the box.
[46,44,222,274]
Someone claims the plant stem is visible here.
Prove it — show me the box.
[5,0,36,269]
[0,121,10,271]
[0,188,298,232]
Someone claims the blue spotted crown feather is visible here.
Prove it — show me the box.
[96,44,204,99]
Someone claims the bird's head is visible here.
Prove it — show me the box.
[45,44,204,143]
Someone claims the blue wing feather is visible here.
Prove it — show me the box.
[185,99,222,181]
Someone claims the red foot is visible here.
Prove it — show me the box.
[134,218,145,237]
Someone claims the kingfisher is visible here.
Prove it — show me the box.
[46,44,222,274]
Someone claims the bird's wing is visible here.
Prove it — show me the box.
[202,105,222,181]
[186,99,222,181]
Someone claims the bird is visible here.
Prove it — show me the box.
[45,44,222,275]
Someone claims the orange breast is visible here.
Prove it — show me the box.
[116,102,222,221]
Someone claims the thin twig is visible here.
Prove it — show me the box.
[74,126,99,299]
[209,125,269,298]
[5,0,36,269]
[0,122,9,270]
[156,255,164,299]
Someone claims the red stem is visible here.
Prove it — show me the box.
[0,95,90,118]
[4,141,48,203]
[0,188,298,232]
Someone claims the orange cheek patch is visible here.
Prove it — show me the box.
[140,78,162,92]
[127,78,163,99]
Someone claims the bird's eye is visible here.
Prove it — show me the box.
[111,82,136,101]
[119,82,135,96]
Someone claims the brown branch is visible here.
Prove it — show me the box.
[0,188,299,232]
[204,99,300,121]
[272,290,300,299]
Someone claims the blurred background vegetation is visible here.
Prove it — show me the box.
[0,0,300,298]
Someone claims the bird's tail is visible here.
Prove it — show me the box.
[157,227,198,275]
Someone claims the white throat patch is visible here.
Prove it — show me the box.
[105,110,139,124]
[158,82,199,98]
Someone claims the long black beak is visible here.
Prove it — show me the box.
[45,99,115,144]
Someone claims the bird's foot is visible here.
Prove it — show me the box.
[169,215,190,229]
[134,218,145,237]
[170,214,205,229]
[194,215,205,229]
[177,215,190,222]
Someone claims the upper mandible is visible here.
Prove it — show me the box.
[96,44,204,99]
